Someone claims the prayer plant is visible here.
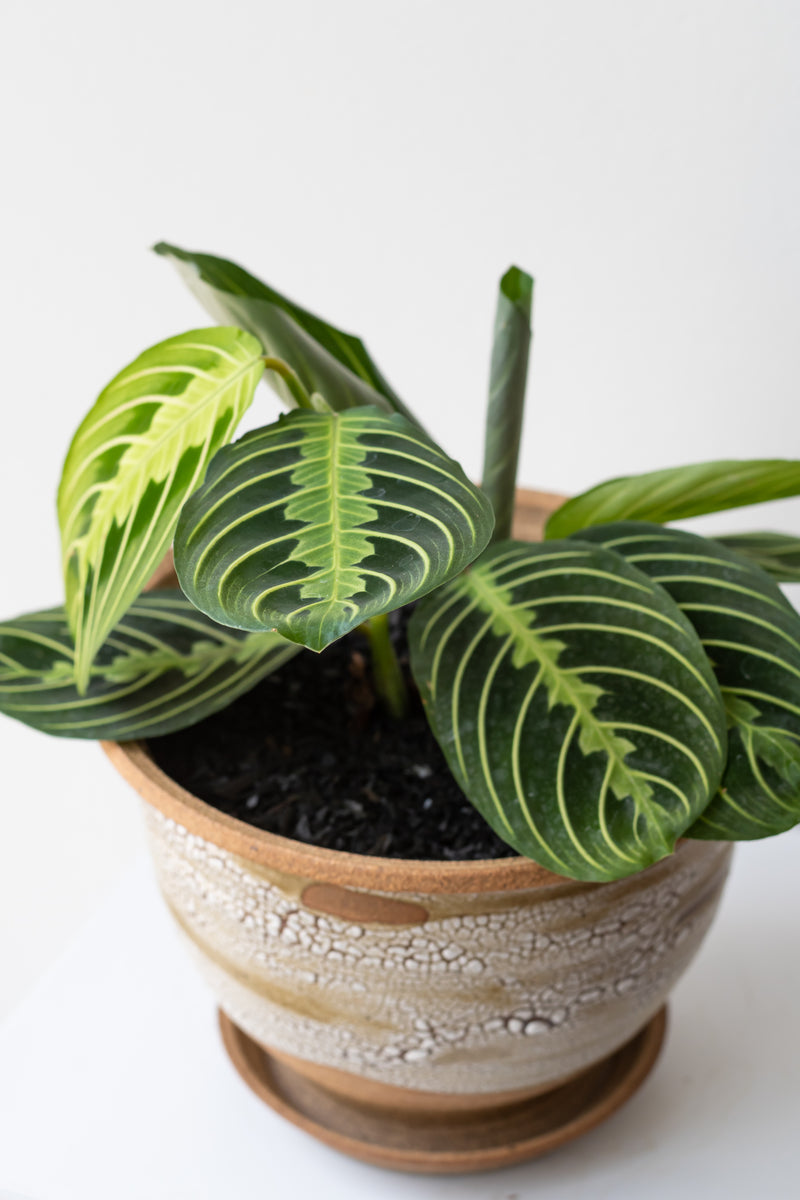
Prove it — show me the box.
[2,245,800,883]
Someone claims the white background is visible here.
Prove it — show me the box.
[0,0,799,1191]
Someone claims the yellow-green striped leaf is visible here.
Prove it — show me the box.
[58,327,264,692]
[408,539,727,882]
[154,242,420,426]
[545,460,800,540]
[174,406,494,652]
[578,522,800,839]
[0,591,299,739]
[715,532,800,583]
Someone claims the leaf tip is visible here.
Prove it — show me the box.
[500,266,534,321]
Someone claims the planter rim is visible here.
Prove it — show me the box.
[103,736,572,893]
[104,738,702,895]
[101,485,666,896]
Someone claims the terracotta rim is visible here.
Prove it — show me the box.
[103,486,595,894]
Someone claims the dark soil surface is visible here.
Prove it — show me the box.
[148,609,515,861]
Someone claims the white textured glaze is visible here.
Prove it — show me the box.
[144,807,732,1095]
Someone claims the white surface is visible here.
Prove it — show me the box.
[1,835,798,1199]
[2,0,800,1017]
[0,737,144,1022]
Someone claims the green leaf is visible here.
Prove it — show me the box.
[545,460,800,540]
[715,532,800,583]
[481,266,534,543]
[174,405,494,652]
[576,522,800,839]
[0,591,299,739]
[58,327,264,692]
[408,539,727,882]
[154,242,421,426]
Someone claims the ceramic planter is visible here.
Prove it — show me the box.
[102,490,734,1173]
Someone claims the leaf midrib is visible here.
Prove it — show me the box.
[62,351,260,551]
[467,565,652,814]
[328,415,343,596]
[291,414,360,609]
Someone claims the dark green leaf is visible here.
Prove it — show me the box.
[174,406,494,652]
[545,460,800,540]
[577,522,800,839]
[481,266,534,542]
[409,539,726,881]
[0,591,299,739]
[154,242,420,426]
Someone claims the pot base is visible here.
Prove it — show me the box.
[219,1006,667,1174]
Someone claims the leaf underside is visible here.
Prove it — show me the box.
[58,327,264,691]
[408,539,727,882]
[153,242,419,424]
[174,406,494,652]
[577,522,800,839]
[0,591,299,740]
[545,459,800,540]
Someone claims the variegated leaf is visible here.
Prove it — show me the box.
[0,591,299,739]
[174,406,494,652]
[715,532,800,583]
[58,327,264,691]
[153,242,421,426]
[578,522,800,839]
[408,540,726,882]
[545,459,800,540]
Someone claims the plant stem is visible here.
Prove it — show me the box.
[362,613,408,719]
[481,267,534,543]
[262,356,314,409]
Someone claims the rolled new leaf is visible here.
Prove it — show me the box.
[408,540,727,882]
[174,406,494,652]
[481,266,534,543]
[0,591,299,739]
[545,459,800,540]
[58,327,265,692]
[715,532,800,584]
[154,242,420,426]
[577,522,800,839]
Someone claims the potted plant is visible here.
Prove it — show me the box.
[2,245,799,1173]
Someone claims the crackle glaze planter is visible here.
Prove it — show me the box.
[102,491,735,1173]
